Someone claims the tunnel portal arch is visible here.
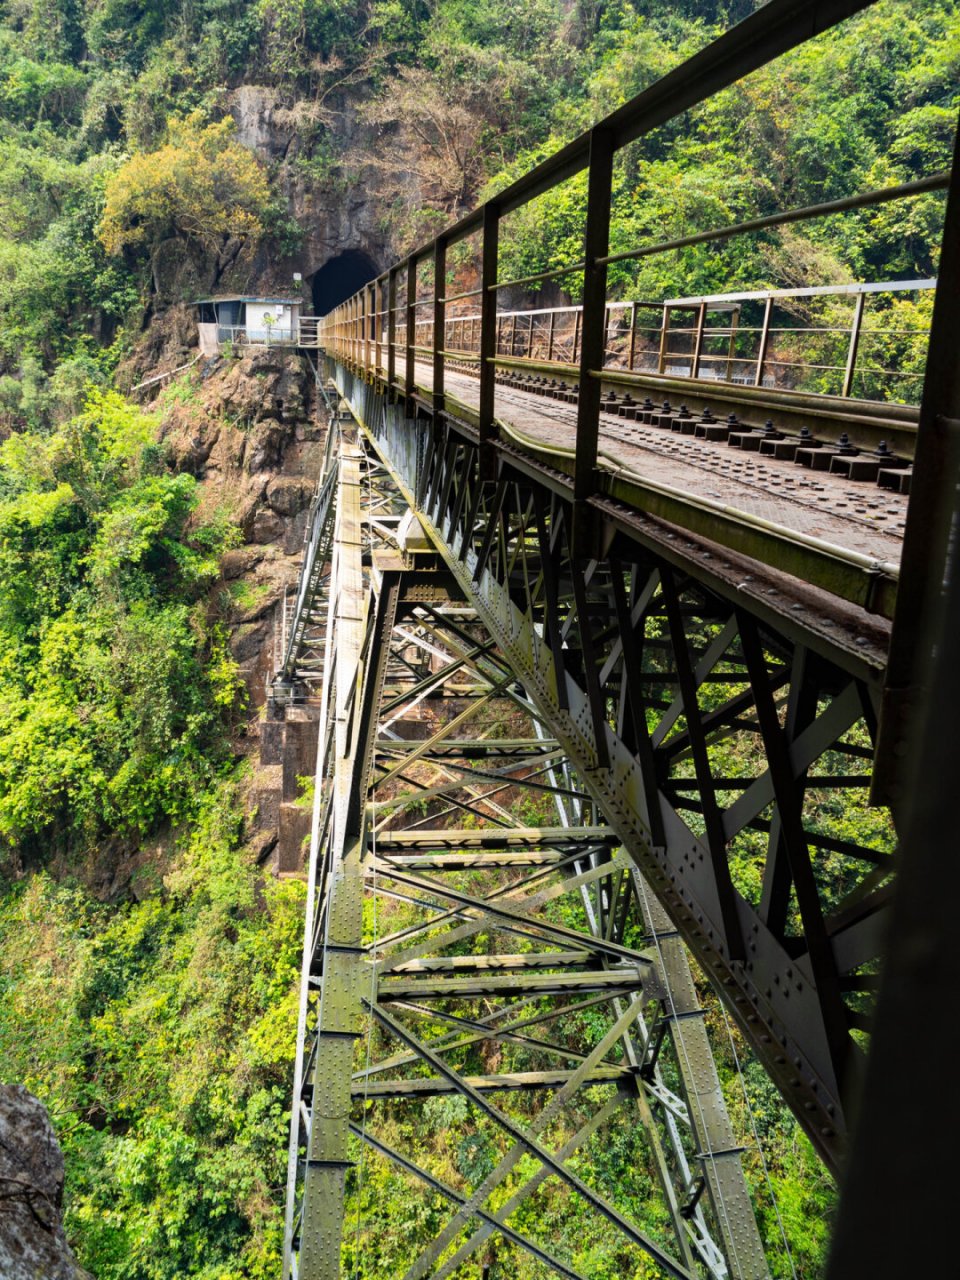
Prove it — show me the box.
[311,250,379,315]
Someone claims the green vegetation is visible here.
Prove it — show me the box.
[487,0,958,297]
[0,0,953,1276]
[0,385,306,1277]
[99,113,273,269]
[0,781,306,1280]
[0,390,242,845]
[0,0,954,378]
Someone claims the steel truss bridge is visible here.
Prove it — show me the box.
[276,1,960,1276]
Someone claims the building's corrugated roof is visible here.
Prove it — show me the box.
[194,296,302,305]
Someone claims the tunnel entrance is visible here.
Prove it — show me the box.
[311,250,379,315]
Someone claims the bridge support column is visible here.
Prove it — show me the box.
[876,109,960,807]
[479,202,500,479]
[573,128,613,557]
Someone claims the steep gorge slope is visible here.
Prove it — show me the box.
[0,1,956,1276]
[0,346,327,1278]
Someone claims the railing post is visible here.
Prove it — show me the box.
[657,304,670,373]
[628,301,638,371]
[754,295,773,386]
[547,309,556,363]
[574,127,614,511]
[726,304,740,381]
[405,256,416,417]
[362,283,370,375]
[479,201,500,477]
[841,291,866,397]
[573,308,582,366]
[691,300,707,379]
[374,276,382,377]
[433,235,446,417]
[387,266,397,396]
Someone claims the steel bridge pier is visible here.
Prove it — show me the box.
[282,414,775,1279]
[273,0,960,1272]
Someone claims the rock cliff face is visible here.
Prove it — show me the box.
[137,81,395,304]
[0,1086,89,1280]
[157,346,323,707]
[226,85,392,290]
[153,344,329,875]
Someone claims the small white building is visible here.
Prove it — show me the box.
[195,295,303,355]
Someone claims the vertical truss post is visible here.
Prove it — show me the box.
[362,282,370,374]
[725,305,740,381]
[374,275,383,377]
[573,127,614,550]
[387,266,397,396]
[405,255,416,416]
[433,235,446,417]
[876,114,960,806]
[840,290,864,397]
[754,297,773,387]
[658,304,671,374]
[479,202,500,478]
[691,301,707,379]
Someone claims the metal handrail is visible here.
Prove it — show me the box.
[314,0,949,504]
[385,280,935,401]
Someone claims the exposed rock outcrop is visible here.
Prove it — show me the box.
[217,347,311,426]
[225,85,392,293]
[154,348,323,707]
[0,1086,89,1280]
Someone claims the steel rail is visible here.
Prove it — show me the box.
[491,412,900,617]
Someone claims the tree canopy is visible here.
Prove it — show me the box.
[99,113,272,262]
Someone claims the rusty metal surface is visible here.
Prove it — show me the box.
[337,366,900,1184]
[414,361,907,565]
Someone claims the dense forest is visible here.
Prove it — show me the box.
[0,0,955,1276]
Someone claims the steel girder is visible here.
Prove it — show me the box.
[273,393,338,700]
[333,363,895,1181]
[283,428,773,1278]
[283,438,400,1277]
[355,599,766,1278]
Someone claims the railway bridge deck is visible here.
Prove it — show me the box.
[276,0,960,1276]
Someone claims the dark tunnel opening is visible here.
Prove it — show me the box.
[311,250,379,315]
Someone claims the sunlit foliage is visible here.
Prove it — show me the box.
[99,113,271,262]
